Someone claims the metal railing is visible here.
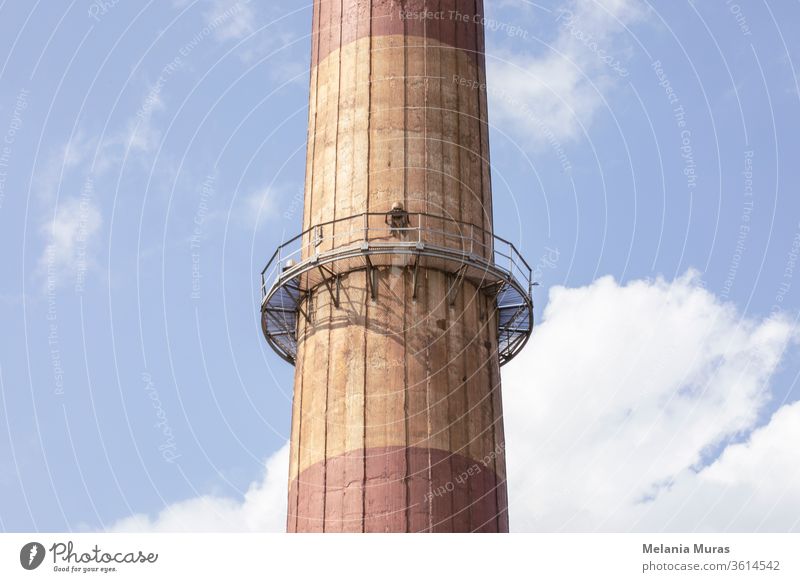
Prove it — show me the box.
[260,211,533,299]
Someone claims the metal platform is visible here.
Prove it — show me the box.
[260,211,534,366]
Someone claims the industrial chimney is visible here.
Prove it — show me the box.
[260,0,533,532]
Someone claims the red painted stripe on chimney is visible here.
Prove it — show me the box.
[288,445,507,533]
[311,0,485,69]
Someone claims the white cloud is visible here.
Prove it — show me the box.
[107,272,800,533]
[110,442,289,532]
[488,0,645,147]
[634,401,800,532]
[504,271,799,531]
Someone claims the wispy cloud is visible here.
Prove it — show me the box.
[488,0,646,148]
[203,0,255,43]
[112,113,164,162]
[34,130,94,205]
[38,184,102,291]
[34,82,170,290]
[237,184,288,231]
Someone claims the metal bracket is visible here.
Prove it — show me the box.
[492,279,508,301]
[317,265,340,308]
[296,296,311,324]
[411,256,421,300]
[365,255,377,301]
[448,263,468,306]
[276,279,310,324]
[480,280,505,295]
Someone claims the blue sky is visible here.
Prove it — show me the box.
[1,0,799,532]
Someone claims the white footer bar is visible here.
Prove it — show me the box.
[1,533,797,581]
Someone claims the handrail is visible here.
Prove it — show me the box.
[260,211,532,291]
